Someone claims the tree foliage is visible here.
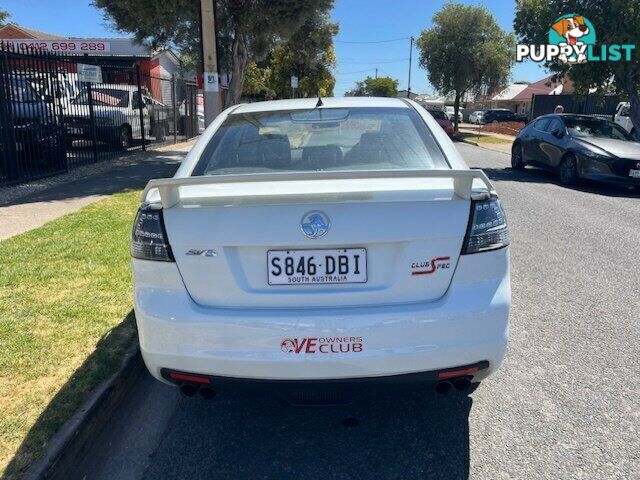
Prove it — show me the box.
[93,0,334,105]
[243,61,276,101]
[416,3,515,129]
[265,12,338,98]
[514,0,640,134]
[345,76,399,97]
[0,8,10,26]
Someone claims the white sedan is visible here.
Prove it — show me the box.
[132,97,510,400]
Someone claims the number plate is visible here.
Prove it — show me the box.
[267,248,367,285]
[629,169,640,178]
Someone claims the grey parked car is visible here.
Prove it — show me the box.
[512,113,640,187]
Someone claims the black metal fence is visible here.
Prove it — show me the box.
[530,93,624,120]
[0,44,199,187]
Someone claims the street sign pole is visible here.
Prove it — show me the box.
[200,0,220,127]
[407,36,414,99]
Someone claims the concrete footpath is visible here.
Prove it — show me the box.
[0,140,195,240]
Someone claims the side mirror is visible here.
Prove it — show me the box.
[551,128,564,138]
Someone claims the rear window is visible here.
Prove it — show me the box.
[9,78,39,103]
[564,117,633,140]
[428,110,447,120]
[193,107,448,176]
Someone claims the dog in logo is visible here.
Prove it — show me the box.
[281,339,297,353]
[551,15,590,63]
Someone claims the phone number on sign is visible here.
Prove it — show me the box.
[3,41,110,53]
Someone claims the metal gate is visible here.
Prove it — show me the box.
[0,44,199,187]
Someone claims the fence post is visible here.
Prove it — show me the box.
[135,64,146,151]
[530,94,537,119]
[172,74,177,144]
[85,81,99,163]
[0,46,19,183]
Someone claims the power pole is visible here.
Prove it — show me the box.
[407,36,414,98]
[200,0,219,127]
[375,68,378,79]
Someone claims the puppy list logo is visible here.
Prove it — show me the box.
[517,14,635,64]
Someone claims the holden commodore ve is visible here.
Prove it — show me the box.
[131,97,510,399]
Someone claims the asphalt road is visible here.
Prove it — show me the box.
[68,143,640,480]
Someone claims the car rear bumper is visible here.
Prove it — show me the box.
[134,248,510,383]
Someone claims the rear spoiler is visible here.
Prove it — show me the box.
[141,169,495,208]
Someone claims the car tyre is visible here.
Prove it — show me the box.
[153,123,166,142]
[559,154,579,185]
[511,142,525,170]
[118,125,132,150]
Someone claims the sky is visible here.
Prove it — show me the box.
[2,0,546,96]
[331,0,546,96]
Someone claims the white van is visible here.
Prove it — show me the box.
[613,102,634,135]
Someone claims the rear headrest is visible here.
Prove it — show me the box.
[344,132,387,164]
[301,145,343,169]
[257,133,291,169]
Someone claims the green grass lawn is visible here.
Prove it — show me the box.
[0,191,140,478]
[458,132,513,144]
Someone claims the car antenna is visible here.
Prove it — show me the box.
[315,92,323,108]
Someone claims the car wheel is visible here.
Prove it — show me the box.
[492,120,499,124]
[511,142,525,170]
[559,154,579,185]
[153,123,166,142]
[119,125,132,150]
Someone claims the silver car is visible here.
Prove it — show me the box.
[469,111,484,125]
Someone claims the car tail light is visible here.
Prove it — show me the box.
[462,197,509,254]
[130,204,174,261]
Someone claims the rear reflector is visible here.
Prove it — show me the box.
[169,372,211,384]
[438,367,479,379]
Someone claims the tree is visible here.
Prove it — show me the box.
[345,76,399,97]
[514,0,640,136]
[0,8,9,26]
[416,3,515,130]
[93,0,334,106]
[265,12,338,98]
[243,61,275,101]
